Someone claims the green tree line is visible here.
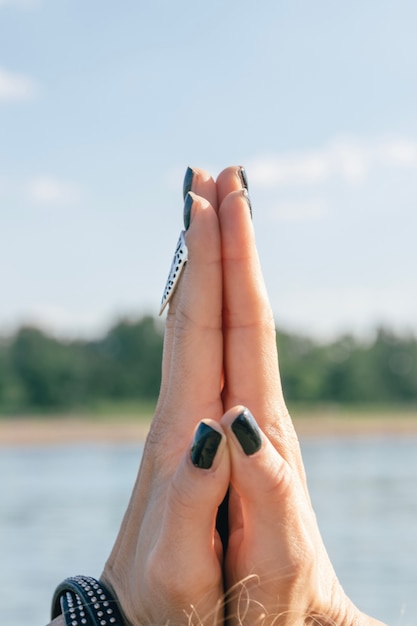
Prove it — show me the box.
[0,316,416,414]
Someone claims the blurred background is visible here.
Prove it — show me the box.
[0,0,416,413]
[1,1,417,625]
[1,0,417,341]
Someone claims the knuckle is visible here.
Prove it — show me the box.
[264,456,294,500]
[168,471,197,520]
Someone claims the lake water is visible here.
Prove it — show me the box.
[1,435,417,626]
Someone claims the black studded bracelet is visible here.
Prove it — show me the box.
[51,575,126,626]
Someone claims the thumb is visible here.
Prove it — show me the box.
[221,406,307,571]
[143,422,230,624]
[164,420,230,558]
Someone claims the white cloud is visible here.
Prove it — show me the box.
[328,138,370,184]
[379,138,417,167]
[270,284,417,340]
[269,200,328,222]
[27,176,82,207]
[0,66,37,102]
[248,152,330,187]
[247,135,417,189]
[20,306,110,339]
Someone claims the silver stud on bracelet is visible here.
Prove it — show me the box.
[52,575,126,626]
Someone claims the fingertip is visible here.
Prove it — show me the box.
[231,407,262,456]
[219,186,252,215]
[221,405,263,457]
[216,166,252,216]
[182,192,221,275]
[169,420,229,509]
[218,189,253,257]
[216,165,245,193]
[184,166,218,212]
[165,420,230,537]
[185,191,216,231]
[221,406,290,504]
[183,191,193,230]
[183,190,205,232]
[190,419,227,471]
[237,165,249,192]
[183,166,194,199]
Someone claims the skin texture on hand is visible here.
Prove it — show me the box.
[100,174,228,625]
[98,167,387,626]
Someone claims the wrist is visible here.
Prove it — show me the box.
[51,575,127,626]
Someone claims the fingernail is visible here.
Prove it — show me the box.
[242,189,253,218]
[191,422,222,469]
[238,167,252,218]
[231,408,262,455]
[238,166,249,192]
[183,166,194,200]
[183,191,194,230]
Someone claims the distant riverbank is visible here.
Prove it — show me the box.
[1,406,416,445]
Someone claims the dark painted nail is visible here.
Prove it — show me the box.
[183,192,194,230]
[242,188,253,219]
[238,167,252,219]
[238,166,249,191]
[191,422,222,469]
[183,166,194,200]
[231,408,262,455]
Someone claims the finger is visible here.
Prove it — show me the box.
[149,421,230,619]
[218,170,302,463]
[164,420,230,555]
[221,407,312,598]
[155,191,223,450]
[183,166,218,214]
[219,189,285,414]
[158,167,217,405]
[130,421,230,625]
[222,406,327,622]
[223,406,295,525]
[216,164,250,206]
[214,166,250,556]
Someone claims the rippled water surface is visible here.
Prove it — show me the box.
[1,436,417,626]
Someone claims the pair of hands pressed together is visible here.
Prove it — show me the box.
[100,167,386,626]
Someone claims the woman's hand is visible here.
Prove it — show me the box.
[214,167,386,625]
[98,164,387,626]
[100,171,230,625]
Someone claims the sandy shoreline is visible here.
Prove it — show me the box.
[1,411,417,445]
[0,418,151,446]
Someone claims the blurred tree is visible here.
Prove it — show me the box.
[277,331,325,401]
[87,316,163,400]
[277,327,417,406]
[0,318,415,416]
[8,327,86,411]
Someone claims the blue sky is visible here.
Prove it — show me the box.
[1,0,416,339]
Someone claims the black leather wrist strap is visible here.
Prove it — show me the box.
[51,575,126,626]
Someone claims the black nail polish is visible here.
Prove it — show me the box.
[238,166,249,191]
[242,188,253,219]
[231,408,262,455]
[191,422,222,469]
[183,192,193,230]
[183,166,194,200]
[238,167,252,219]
